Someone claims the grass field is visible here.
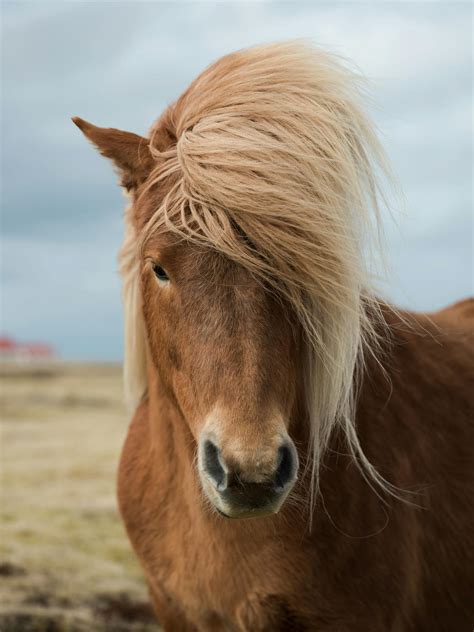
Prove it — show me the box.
[0,362,158,631]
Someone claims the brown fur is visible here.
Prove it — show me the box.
[74,44,474,632]
[115,297,474,632]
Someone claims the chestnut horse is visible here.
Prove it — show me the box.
[74,43,473,631]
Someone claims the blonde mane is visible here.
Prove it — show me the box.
[119,42,395,504]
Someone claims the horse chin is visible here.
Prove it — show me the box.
[200,475,287,520]
[214,504,281,520]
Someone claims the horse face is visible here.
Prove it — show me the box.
[72,118,300,519]
[142,234,300,518]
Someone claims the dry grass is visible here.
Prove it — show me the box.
[0,363,158,631]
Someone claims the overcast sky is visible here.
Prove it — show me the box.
[1,2,472,360]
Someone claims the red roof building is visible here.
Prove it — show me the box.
[0,337,56,361]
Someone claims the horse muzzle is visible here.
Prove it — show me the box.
[198,437,298,519]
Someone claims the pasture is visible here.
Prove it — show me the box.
[0,363,157,631]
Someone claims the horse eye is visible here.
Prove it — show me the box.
[152,263,170,282]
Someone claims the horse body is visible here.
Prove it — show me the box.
[117,303,473,631]
[74,42,474,631]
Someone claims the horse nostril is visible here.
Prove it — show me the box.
[202,438,297,499]
[203,440,227,491]
[274,443,296,491]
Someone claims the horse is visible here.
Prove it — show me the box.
[73,42,473,631]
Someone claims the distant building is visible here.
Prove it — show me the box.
[0,336,56,362]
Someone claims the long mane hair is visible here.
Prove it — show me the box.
[119,42,395,505]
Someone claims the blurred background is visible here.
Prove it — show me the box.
[1,2,472,631]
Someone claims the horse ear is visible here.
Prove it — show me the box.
[72,117,154,191]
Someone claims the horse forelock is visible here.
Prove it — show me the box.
[119,41,396,509]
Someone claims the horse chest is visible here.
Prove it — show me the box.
[147,498,266,623]
[139,478,309,629]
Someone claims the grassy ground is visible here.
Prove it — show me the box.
[0,363,158,631]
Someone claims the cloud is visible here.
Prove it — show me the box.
[1,2,472,358]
